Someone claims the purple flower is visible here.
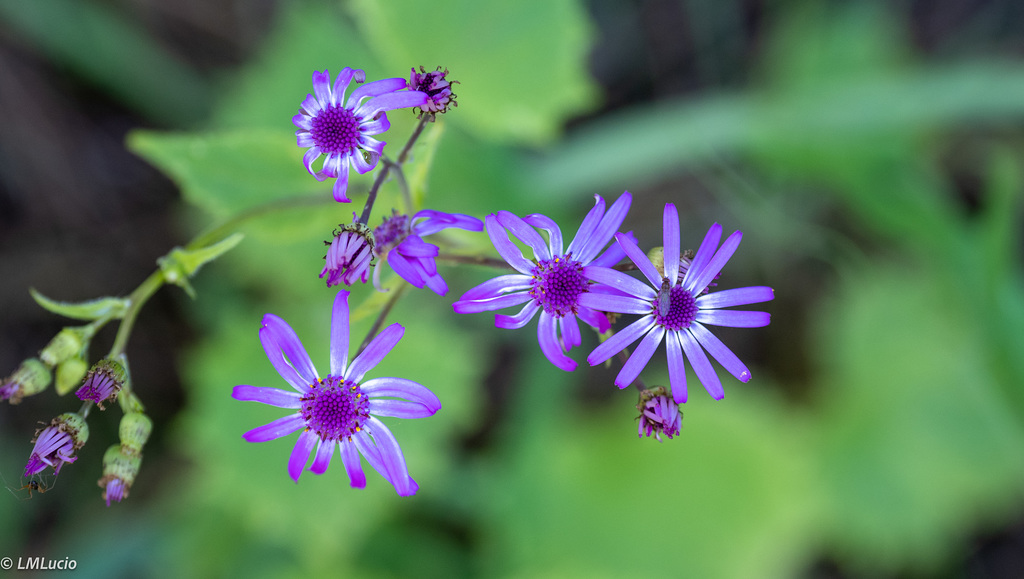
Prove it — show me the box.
[24,413,89,477]
[373,210,483,296]
[321,217,375,288]
[586,204,773,403]
[408,66,457,117]
[232,290,440,496]
[638,390,682,441]
[75,357,127,410]
[1,358,51,404]
[294,68,428,203]
[98,444,141,507]
[453,192,634,371]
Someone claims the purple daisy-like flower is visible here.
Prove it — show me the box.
[452,192,634,371]
[586,203,773,403]
[373,210,483,296]
[24,413,89,477]
[294,68,428,203]
[232,290,440,496]
[321,217,375,288]
[638,391,682,441]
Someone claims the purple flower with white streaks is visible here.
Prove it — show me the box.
[586,204,773,403]
[232,290,440,496]
[294,68,428,203]
[373,210,483,296]
[637,389,682,441]
[24,413,89,477]
[453,192,634,371]
[321,217,375,287]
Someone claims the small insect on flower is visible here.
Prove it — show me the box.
[1,470,54,501]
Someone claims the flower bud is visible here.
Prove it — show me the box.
[1,358,52,404]
[40,327,86,367]
[98,444,142,507]
[637,387,682,442]
[55,357,89,395]
[76,357,127,410]
[24,412,89,476]
[320,218,375,287]
[119,412,153,457]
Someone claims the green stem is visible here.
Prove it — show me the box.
[356,284,407,356]
[107,271,165,359]
[358,116,431,225]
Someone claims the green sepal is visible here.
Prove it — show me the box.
[30,288,129,321]
[158,233,244,299]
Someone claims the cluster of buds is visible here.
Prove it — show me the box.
[98,412,152,506]
[2,326,93,404]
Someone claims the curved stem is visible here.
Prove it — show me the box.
[358,116,430,225]
[356,284,407,356]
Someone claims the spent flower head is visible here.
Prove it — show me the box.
[637,387,682,441]
[453,192,634,371]
[232,290,441,496]
[373,209,483,296]
[321,217,375,288]
[294,68,428,203]
[586,204,773,403]
[408,66,458,118]
[24,412,89,477]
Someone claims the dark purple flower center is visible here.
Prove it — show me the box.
[529,255,587,317]
[310,104,362,154]
[653,280,697,330]
[300,375,369,441]
[373,213,411,255]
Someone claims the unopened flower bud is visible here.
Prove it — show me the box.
[408,66,458,118]
[55,357,89,395]
[40,327,86,367]
[1,358,52,404]
[76,357,127,409]
[119,412,152,456]
[320,218,375,287]
[637,387,682,442]
[98,444,142,507]
[25,412,89,476]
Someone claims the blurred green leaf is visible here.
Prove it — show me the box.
[29,289,128,321]
[0,0,209,125]
[351,0,598,144]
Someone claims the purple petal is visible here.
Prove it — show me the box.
[259,324,314,393]
[566,195,606,257]
[299,94,320,116]
[695,310,771,328]
[583,266,657,300]
[288,430,318,482]
[369,399,437,419]
[302,147,322,177]
[357,90,429,118]
[679,330,723,400]
[587,315,655,366]
[353,430,393,486]
[615,232,663,287]
[689,322,751,382]
[494,301,540,329]
[453,291,533,314]
[312,70,332,108]
[359,113,391,136]
[687,230,743,296]
[576,306,611,333]
[340,438,366,488]
[332,163,351,203]
[361,376,441,412]
[577,191,632,264]
[458,274,532,301]
[396,235,439,258]
[682,223,722,291]
[347,77,410,107]
[523,213,564,256]
[538,312,576,371]
[423,272,448,296]
[261,314,319,384]
[615,326,665,389]
[662,203,680,285]
[351,148,377,174]
[242,413,304,443]
[232,385,302,409]
[497,211,551,260]
[296,132,315,147]
[486,214,534,274]
[578,292,651,315]
[366,417,414,496]
[309,438,335,475]
[347,323,404,383]
[412,210,483,235]
[666,331,688,403]
[360,135,386,156]
[330,290,351,377]
[388,252,426,287]
[560,314,582,351]
[696,286,775,309]
[590,230,637,268]
[331,68,355,105]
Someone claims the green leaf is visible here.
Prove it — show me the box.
[158,233,245,298]
[127,129,333,217]
[29,288,128,321]
[351,0,598,144]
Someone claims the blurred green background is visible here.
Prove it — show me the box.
[2,0,1024,577]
